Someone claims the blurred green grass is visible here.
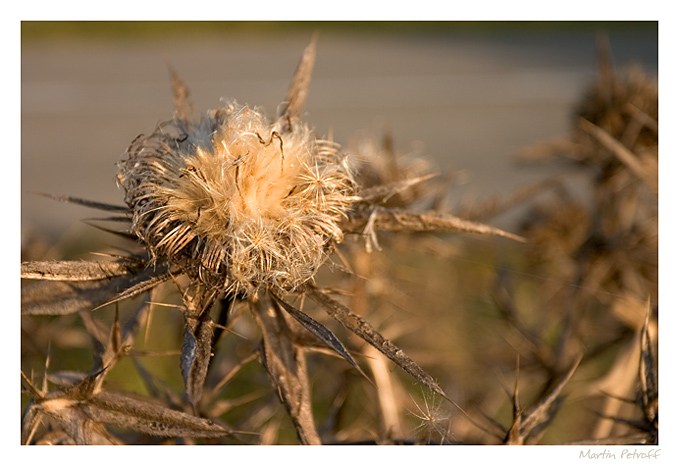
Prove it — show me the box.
[21,20,657,42]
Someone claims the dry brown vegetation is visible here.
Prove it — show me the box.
[21,35,657,445]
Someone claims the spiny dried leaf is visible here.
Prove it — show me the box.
[21,399,45,445]
[251,293,321,445]
[505,358,523,445]
[31,192,128,212]
[279,33,317,124]
[21,259,140,281]
[23,387,232,443]
[638,302,657,426]
[21,265,168,315]
[179,286,218,413]
[82,215,131,223]
[343,208,525,243]
[94,267,174,309]
[80,220,138,242]
[600,301,659,443]
[305,284,449,403]
[23,366,233,443]
[504,355,581,445]
[22,397,120,445]
[181,316,214,413]
[22,371,110,445]
[357,174,437,205]
[84,390,232,439]
[271,292,369,382]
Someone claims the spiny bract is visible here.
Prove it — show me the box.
[117,93,355,297]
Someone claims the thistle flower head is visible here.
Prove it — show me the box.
[117,62,355,296]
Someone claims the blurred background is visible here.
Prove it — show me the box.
[22,21,657,241]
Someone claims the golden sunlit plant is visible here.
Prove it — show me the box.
[21,36,523,445]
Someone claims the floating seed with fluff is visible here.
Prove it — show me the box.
[118,95,356,297]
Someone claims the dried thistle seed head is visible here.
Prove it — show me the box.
[117,101,356,296]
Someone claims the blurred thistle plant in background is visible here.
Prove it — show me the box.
[497,34,658,445]
[21,36,524,445]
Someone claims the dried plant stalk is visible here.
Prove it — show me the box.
[251,292,321,445]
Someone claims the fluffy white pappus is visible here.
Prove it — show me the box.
[117,102,356,296]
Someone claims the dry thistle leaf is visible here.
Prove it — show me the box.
[22,371,234,444]
[306,285,449,402]
[21,259,138,281]
[271,292,368,381]
[251,292,321,445]
[21,267,166,316]
[178,285,217,413]
[504,356,581,445]
[343,208,525,243]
